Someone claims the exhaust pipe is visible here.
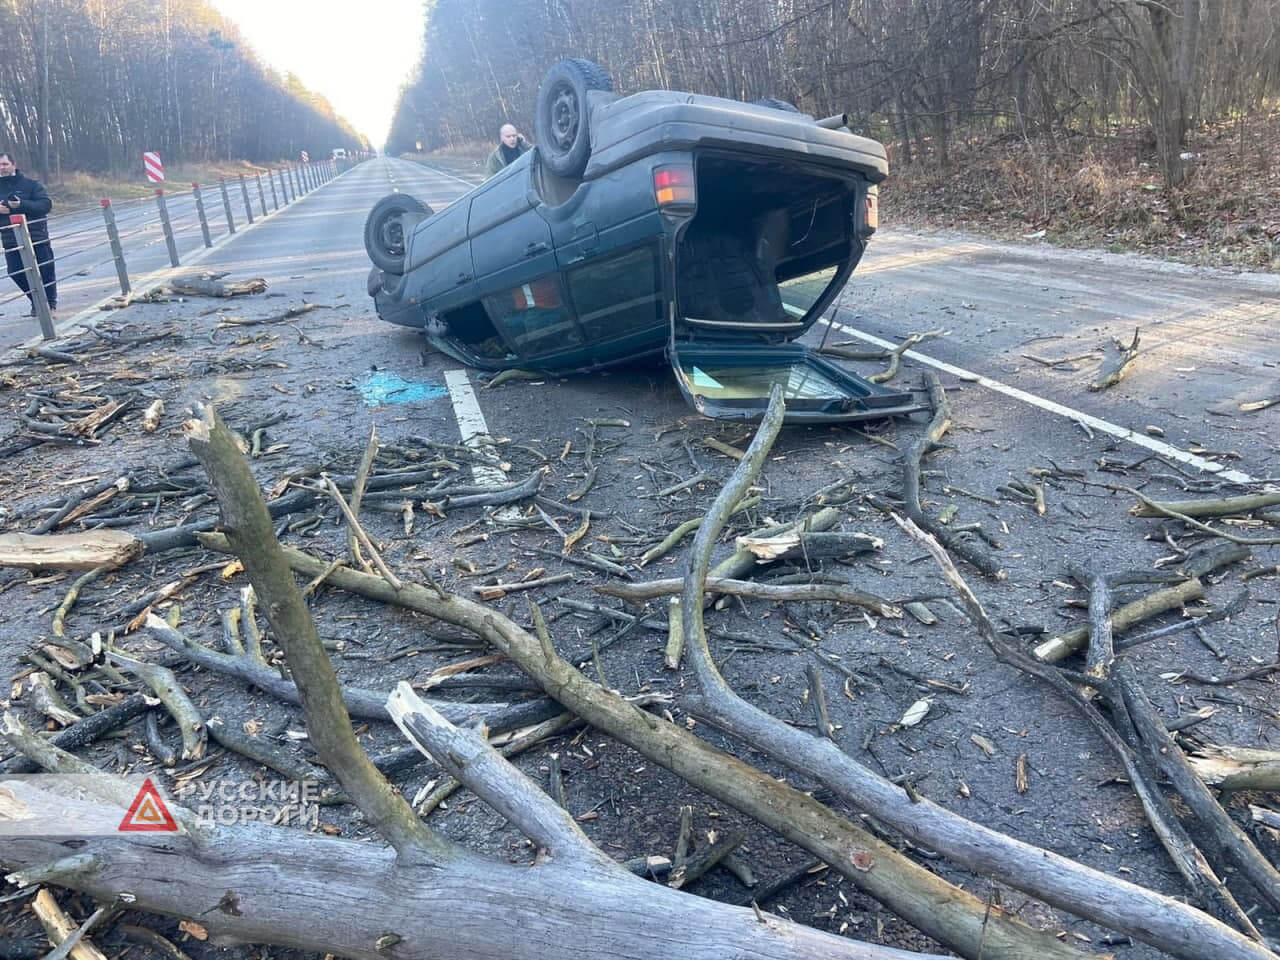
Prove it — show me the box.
[816,113,850,130]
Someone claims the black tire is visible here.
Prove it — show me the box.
[753,97,799,113]
[535,58,614,179]
[364,193,431,274]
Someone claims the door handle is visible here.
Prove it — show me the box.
[524,241,549,257]
[455,272,472,285]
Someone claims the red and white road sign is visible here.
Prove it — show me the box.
[143,151,165,182]
[300,150,310,162]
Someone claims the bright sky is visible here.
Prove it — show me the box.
[208,0,425,146]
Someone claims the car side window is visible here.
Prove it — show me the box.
[482,277,583,358]
[567,245,664,344]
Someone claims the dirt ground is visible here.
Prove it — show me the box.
[0,165,1278,959]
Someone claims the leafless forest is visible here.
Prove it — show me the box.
[0,0,363,179]
[388,0,1280,187]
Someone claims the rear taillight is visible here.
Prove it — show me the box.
[862,188,879,235]
[653,165,695,209]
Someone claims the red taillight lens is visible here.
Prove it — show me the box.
[864,193,878,231]
[653,165,695,208]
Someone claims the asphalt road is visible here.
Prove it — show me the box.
[0,162,340,350]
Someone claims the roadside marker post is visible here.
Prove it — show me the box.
[9,215,55,338]
[99,200,131,295]
[143,151,165,183]
[153,189,180,267]
[218,178,236,234]
[239,174,254,224]
[192,183,213,247]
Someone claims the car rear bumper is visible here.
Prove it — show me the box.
[585,94,889,184]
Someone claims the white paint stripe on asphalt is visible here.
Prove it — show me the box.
[808,310,1256,484]
[396,160,482,189]
[443,369,509,488]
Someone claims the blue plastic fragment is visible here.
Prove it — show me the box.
[358,370,448,407]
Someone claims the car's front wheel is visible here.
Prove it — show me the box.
[535,58,614,179]
[364,193,432,274]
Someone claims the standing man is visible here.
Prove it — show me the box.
[484,124,530,178]
[0,152,56,314]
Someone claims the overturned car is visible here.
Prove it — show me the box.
[366,59,922,423]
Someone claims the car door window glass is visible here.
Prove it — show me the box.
[779,266,838,315]
[483,277,583,357]
[568,246,664,343]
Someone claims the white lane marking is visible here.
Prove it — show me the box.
[397,160,483,189]
[807,309,1255,484]
[445,368,514,488]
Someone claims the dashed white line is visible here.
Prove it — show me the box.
[811,311,1255,484]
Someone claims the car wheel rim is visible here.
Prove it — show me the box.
[379,215,404,257]
[550,84,579,152]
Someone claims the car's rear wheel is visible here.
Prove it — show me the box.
[536,58,613,179]
[365,193,432,274]
[753,97,799,112]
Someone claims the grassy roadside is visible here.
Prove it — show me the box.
[47,160,282,215]
[884,108,1280,272]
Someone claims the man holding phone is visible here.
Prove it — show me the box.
[0,152,56,314]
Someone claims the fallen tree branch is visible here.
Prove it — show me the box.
[1090,328,1140,391]
[676,385,1274,960]
[193,538,1082,960]
[597,577,901,618]
[907,526,1266,938]
[184,403,450,863]
[0,530,142,571]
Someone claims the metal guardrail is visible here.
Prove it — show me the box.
[6,153,371,341]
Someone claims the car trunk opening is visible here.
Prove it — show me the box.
[670,155,915,422]
[674,155,855,341]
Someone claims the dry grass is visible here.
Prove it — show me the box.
[49,160,278,215]
[884,107,1280,271]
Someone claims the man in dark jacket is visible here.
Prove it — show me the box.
[484,125,530,178]
[0,152,56,313]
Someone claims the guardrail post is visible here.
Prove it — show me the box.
[288,163,300,197]
[154,188,181,267]
[279,167,291,204]
[192,183,213,247]
[99,200,131,295]
[256,173,269,216]
[239,174,255,224]
[9,215,55,338]
[218,177,236,234]
[267,170,279,210]
[302,163,312,191]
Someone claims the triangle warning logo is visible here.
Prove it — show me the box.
[118,777,179,832]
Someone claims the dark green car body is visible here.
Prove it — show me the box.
[368,88,922,422]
